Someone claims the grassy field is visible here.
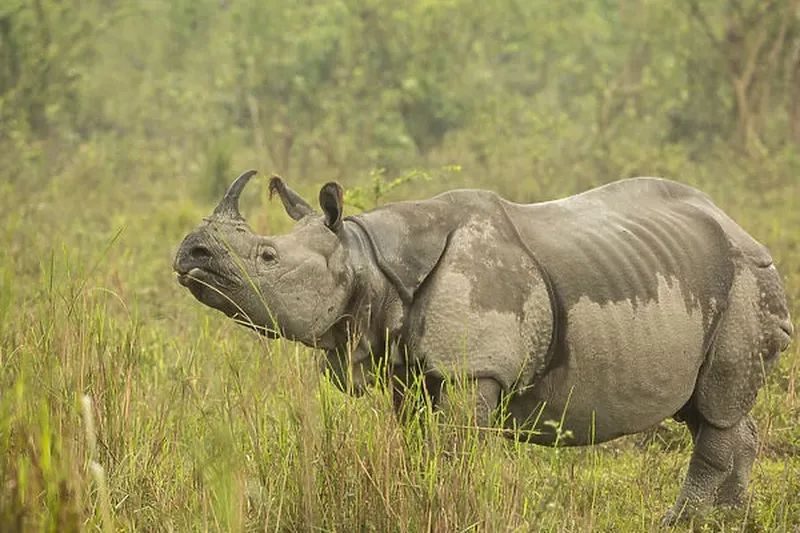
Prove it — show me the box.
[2,1,800,530]
[0,144,798,532]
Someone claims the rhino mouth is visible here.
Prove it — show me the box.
[176,267,236,300]
[176,268,282,338]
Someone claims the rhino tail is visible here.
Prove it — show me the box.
[778,315,793,351]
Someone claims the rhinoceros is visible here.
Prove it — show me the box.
[173,170,792,523]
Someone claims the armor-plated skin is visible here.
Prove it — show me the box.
[173,172,792,524]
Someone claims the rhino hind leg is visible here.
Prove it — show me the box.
[675,408,756,509]
[663,415,747,525]
[666,263,790,524]
[714,414,757,507]
[678,410,757,503]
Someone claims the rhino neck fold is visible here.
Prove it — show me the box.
[344,216,415,305]
[343,202,456,308]
[328,220,408,362]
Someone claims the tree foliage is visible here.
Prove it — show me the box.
[1,0,798,187]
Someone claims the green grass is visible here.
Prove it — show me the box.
[0,147,798,532]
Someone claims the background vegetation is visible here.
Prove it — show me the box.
[1,0,798,530]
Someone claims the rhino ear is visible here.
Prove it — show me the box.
[269,175,316,221]
[319,182,344,232]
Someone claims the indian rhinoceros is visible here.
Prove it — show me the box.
[173,170,792,523]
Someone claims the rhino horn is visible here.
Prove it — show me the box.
[211,169,258,220]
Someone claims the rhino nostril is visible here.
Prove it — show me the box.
[189,245,213,261]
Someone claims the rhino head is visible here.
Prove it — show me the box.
[173,170,354,348]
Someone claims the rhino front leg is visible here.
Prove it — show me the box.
[437,377,502,431]
[662,418,745,525]
[473,378,503,429]
[390,363,442,424]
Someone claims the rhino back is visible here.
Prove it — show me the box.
[509,178,749,325]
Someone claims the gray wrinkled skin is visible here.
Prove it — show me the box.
[174,172,793,524]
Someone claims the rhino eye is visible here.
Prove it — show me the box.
[259,247,277,263]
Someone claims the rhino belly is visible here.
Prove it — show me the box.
[507,274,711,445]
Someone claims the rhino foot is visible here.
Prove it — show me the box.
[660,506,681,527]
[660,498,703,527]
